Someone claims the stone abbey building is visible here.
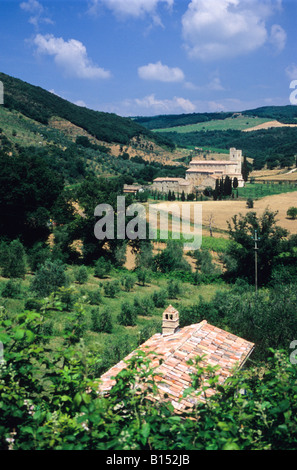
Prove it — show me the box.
[152,148,245,195]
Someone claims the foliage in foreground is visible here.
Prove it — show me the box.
[1,306,297,450]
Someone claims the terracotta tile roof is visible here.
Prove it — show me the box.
[98,312,255,412]
[153,177,185,182]
[189,160,235,165]
[186,169,214,173]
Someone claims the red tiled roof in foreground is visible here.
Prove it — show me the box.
[99,317,255,412]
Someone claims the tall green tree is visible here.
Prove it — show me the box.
[224,209,289,286]
[30,260,68,298]
[0,152,64,246]
[0,240,26,278]
[242,155,250,182]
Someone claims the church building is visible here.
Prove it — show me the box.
[152,148,245,196]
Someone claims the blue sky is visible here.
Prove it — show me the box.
[1,0,297,116]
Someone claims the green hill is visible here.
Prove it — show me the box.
[0,71,174,149]
[0,72,186,185]
[155,116,272,133]
[134,108,297,171]
[134,106,297,130]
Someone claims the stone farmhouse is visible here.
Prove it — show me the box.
[99,306,255,413]
[152,148,245,196]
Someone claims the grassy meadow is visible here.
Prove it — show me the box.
[156,116,271,133]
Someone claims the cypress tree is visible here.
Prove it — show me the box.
[242,155,250,182]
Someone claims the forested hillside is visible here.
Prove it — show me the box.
[135,106,297,129]
[158,127,297,169]
[134,111,234,130]
[0,72,174,149]
[134,107,297,170]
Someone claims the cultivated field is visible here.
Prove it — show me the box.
[151,192,297,236]
[156,116,272,133]
[251,168,297,182]
[243,120,297,132]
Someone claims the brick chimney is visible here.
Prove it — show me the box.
[162,305,179,336]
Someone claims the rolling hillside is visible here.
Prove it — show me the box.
[1,71,297,174]
[0,71,174,150]
[135,110,297,171]
[134,106,297,130]
[0,72,190,185]
[155,115,273,133]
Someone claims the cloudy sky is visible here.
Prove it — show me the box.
[1,0,297,116]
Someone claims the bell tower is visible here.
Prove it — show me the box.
[162,305,180,336]
[230,148,242,174]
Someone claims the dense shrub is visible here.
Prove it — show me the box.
[118,301,137,326]
[154,241,191,274]
[74,266,89,284]
[167,279,181,299]
[0,240,26,278]
[1,280,22,299]
[133,295,155,317]
[30,260,68,298]
[27,243,51,272]
[194,248,221,276]
[87,289,102,305]
[103,280,119,298]
[94,257,112,278]
[121,274,135,292]
[24,298,42,311]
[55,286,77,311]
[91,308,113,334]
[151,289,168,309]
[136,268,152,286]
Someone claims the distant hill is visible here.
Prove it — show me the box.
[134,106,297,130]
[243,105,297,124]
[134,107,297,171]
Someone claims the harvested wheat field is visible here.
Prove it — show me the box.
[151,192,297,236]
[243,120,297,132]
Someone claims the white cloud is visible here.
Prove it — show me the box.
[182,0,285,60]
[49,89,61,97]
[132,94,196,113]
[74,100,87,108]
[270,24,286,53]
[109,94,196,115]
[138,61,185,82]
[207,101,227,112]
[286,64,297,81]
[88,0,173,24]
[184,74,225,92]
[20,0,53,27]
[33,34,111,80]
[208,76,225,91]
